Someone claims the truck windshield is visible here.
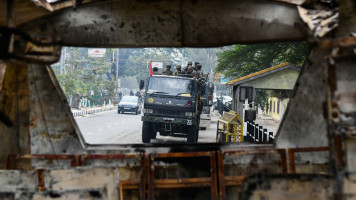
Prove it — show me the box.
[147,77,196,97]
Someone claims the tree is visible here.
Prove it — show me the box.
[215,42,309,78]
[215,42,309,111]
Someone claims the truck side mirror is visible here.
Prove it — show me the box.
[139,80,144,90]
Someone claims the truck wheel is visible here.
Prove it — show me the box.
[142,122,152,143]
[187,125,198,143]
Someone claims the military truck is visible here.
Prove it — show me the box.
[199,82,214,130]
[140,75,203,143]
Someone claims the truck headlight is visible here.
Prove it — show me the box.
[144,109,153,114]
[185,112,195,117]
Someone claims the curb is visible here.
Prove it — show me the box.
[72,106,116,117]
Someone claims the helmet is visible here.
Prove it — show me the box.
[194,62,200,66]
[166,65,171,68]
[187,61,192,65]
[176,65,181,69]
[196,64,202,69]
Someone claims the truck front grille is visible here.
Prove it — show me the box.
[155,109,185,117]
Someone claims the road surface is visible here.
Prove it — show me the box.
[75,110,217,144]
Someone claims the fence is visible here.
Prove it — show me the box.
[245,121,274,143]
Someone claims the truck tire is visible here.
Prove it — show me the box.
[187,125,198,143]
[142,122,152,143]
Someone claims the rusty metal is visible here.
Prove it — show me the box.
[37,169,45,191]
[333,135,344,171]
[82,153,147,200]
[78,153,146,200]
[78,153,141,165]
[217,150,225,200]
[223,148,288,173]
[17,0,306,48]
[288,146,330,173]
[218,148,288,199]
[0,26,62,64]
[5,154,78,169]
[148,151,218,200]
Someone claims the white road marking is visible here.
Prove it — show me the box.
[107,125,112,128]
[87,133,93,135]
[97,129,103,132]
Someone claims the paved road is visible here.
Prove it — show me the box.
[75,110,217,144]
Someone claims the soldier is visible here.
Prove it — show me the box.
[183,61,193,74]
[186,66,194,75]
[194,64,204,80]
[162,65,173,75]
[152,67,160,75]
[174,65,182,76]
[194,62,200,71]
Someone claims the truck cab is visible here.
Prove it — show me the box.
[141,75,202,143]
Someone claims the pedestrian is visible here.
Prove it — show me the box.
[135,91,142,102]
[245,103,256,122]
[162,65,173,75]
[118,91,122,101]
[130,90,134,96]
[174,65,182,76]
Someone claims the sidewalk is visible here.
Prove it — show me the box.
[71,105,116,117]
[255,115,280,136]
[213,111,280,136]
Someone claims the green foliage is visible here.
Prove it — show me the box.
[270,90,294,100]
[215,42,309,110]
[254,89,269,111]
[52,47,225,105]
[215,42,309,78]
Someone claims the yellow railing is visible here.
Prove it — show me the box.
[217,110,244,142]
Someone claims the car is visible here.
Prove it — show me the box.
[222,95,232,104]
[118,96,142,114]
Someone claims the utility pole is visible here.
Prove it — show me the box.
[116,49,119,88]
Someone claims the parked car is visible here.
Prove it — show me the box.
[118,96,142,114]
[222,95,232,105]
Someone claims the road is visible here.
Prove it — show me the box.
[76,110,217,144]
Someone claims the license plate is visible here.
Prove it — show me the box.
[124,108,130,110]
[187,120,192,125]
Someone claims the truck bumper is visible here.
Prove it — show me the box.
[141,115,197,126]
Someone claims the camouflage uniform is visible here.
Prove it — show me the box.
[183,61,193,74]
[174,65,182,76]
[162,65,173,76]
[194,64,204,81]
[186,66,194,75]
